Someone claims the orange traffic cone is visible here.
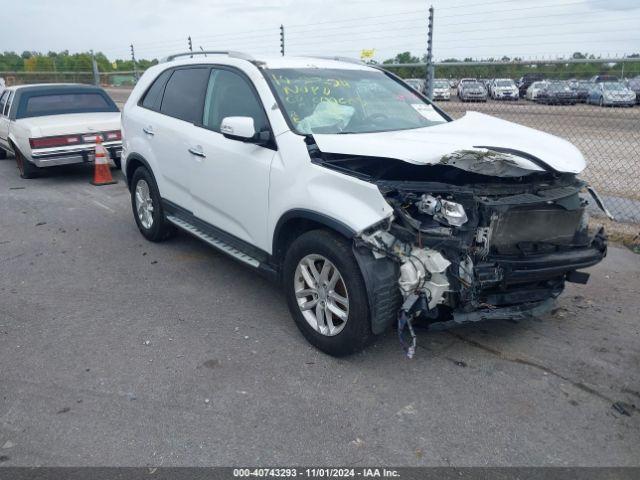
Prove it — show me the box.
[91,137,117,186]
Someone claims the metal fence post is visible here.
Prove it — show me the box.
[425,5,434,99]
[130,44,138,81]
[188,36,193,55]
[91,51,100,86]
[280,24,285,56]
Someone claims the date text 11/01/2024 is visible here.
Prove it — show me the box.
[232,468,401,477]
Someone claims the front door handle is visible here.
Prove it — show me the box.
[188,146,206,158]
[143,126,155,136]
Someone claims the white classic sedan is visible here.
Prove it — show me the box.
[0,83,122,178]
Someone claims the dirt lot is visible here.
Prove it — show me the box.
[0,156,638,466]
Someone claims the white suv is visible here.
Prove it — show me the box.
[121,52,607,357]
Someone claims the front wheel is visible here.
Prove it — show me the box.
[283,230,373,357]
[130,166,175,242]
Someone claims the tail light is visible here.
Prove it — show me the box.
[29,135,82,149]
[29,130,121,149]
[104,130,122,141]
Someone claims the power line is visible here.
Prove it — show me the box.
[437,0,607,20]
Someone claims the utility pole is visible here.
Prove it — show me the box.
[130,44,138,81]
[425,5,434,100]
[188,36,193,57]
[280,24,285,56]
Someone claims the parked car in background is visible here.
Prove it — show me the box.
[517,73,544,97]
[587,81,636,107]
[625,76,640,104]
[405,78,426,95]
[569,80,591,103]
[535,82,578,105]
[432,79,451,100]
[591,75,619,83]
[449,78,459,88]
[458,80,487,102]
[0,84,122,178]
[525,81,547,101]
[121,52,607,356]
[490,78,519,100]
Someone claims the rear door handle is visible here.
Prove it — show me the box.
[143,126,155,136]
[188,146,206,158]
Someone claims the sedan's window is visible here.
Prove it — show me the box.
[3,91,14,116]
[160,68,210,123]
[141,69,172,111]
[22,93,114,117]
[202,69,268,133]
[0,91,8,116]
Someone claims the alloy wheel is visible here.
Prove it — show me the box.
[294,254,349,336]
[135,179,154,229]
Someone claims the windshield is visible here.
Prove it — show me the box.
[434,81,449,88]
[603,82,626,91]
[496,80,513,87]
[266,68,447,135]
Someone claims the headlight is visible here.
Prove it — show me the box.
[440,199,468,226]
[416,195,468,227]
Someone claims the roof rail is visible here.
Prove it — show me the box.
[161,51,254,63]
[307,56,365,65]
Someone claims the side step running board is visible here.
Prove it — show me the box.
[166,215,260,267]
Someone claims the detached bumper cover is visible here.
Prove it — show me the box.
[30,142,122,167]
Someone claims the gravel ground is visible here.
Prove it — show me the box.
[0,156,638,466]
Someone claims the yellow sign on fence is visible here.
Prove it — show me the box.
[360,49,375,60]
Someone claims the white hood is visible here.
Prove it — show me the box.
[312,111,585,175]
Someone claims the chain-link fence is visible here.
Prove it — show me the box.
[3,58,639,238]
[385,58,640,237]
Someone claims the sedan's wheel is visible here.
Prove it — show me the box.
[294,254,349,336]
[15,150,39,179]
[283,230,373,356]
[130,166,175,242]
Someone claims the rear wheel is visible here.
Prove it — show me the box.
[15,150,40,179]
[0,148,6,159]
[130,166,175,242]
[283,230,373,357]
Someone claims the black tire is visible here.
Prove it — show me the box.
[130,166,175,242]
[283,229,373,357]
[15,150,40,179]
[0,148,6,159]
[113,157,122,169]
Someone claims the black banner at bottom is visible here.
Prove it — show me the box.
[0,467,639,480]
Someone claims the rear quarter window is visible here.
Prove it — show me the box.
[140,69,172,111]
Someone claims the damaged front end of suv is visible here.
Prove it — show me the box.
[309,142,608,357]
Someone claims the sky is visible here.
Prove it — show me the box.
[3,0,640,62]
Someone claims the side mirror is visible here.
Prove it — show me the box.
[220,116,256,141]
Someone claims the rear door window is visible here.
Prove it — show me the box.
[160,68,210,123]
